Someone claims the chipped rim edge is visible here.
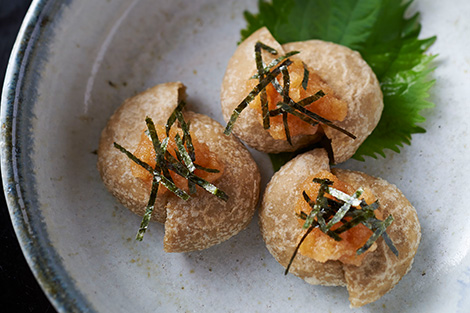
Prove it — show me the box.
[0,0,96,312]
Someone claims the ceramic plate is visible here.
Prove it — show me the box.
[2,0,470,312]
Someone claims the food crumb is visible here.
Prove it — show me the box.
[108,80,118,88]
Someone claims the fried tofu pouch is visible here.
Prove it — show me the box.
[259,149,420,307]
[98,82,260,252]
[221,27,383,163]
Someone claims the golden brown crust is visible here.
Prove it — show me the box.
[283,41,383,163]
[220,27,383,162]
[163,112,260,252]
[259,150,420,306]
[98,83,261,252]
[221,27,320,153]
[259,149,346,286]
[98,82,184,223]
[332,169,421,307]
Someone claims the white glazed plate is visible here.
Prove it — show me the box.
[2,0,470,312]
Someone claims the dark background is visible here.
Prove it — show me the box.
[1,0,57,312]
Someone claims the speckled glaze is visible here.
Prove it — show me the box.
[1,0,470,312]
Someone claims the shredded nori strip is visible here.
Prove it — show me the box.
[224,41,356,142]
[319,135,335,165]
[250,51,300,79]
[194,163,220,173]
[174,105,195,162]
[281,66,292,145]
[268,90,326,117]
[325,187,363,231]
[301,62,309,90]
[268,64,355,139]
[333,206,376,234]
[114,103,228,240]
[113,142,189,201]
[302,179,332,229]
[285,177,397,275]
[164,152,229,202]
[276,101,320,127]
[145,117,173,182]
[173,133,198,194]
[284,226,315,275]
[224,59,293,135]
[326,185,363,205]
[187,173,229,201]
[270,80,356,140]
[135,175,159,241]
[165,100,186,137]
[301,191,320,228]
[358,215,395,255]
[113,142,154,174]
[174,133,196,173]
[254,42,270,130]
[297,90,325,107]
[381,230,399,257]
[255,41,278,55]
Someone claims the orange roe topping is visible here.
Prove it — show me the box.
[248,59,348,140]
[131,124,223,195]
[295,171,380,266]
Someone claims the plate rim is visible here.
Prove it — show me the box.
[1,0,96,312]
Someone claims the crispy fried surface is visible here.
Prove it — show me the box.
[283,41,383,163]
[333,169,421,307]
[163,112,260,252]
[98,82,184,223]
[259,149,420,306]
[98,82,260,252]
[221,27,383,162]
[259,149,346,286]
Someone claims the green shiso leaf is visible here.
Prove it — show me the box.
[242,0,436,163]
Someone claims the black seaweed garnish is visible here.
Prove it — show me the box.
[284,178,397,275]
[114,101,228,241]
[224,41,355,142]
[224,58,293,135]
[255,42,270,130]
[281,66,292,145]
[250,50,300,79]
[301,62,309,90]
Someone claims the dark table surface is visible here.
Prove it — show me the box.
[1,1,58,312]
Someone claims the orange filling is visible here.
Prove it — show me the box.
[248,59,347,140]
[294,171,380,266]
[131,125,224,195]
